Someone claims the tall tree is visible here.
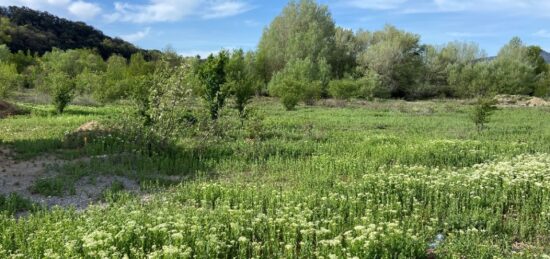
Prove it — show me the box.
[257,0,336,83]
[195,51,229,120]
[356,25,424,98]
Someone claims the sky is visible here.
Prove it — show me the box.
[1,0,549,56]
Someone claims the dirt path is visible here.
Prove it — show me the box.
[0,147,139,210]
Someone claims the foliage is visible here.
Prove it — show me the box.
[356,25,424,99]
[0,61,19,98]
[225,49,257,119]
[471,97,498,131]
[195,51,229,120]
[328,78,360,100]
[257,0,336,82]
[268,58,327,109]
[0,6,147,59]
[47,71,75,114]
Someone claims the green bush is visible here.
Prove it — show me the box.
[268,58,324,110]
[328,79,359,100]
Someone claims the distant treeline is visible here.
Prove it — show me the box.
[0,1,549,112]
[0,6,159,59]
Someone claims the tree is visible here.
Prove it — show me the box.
[268,58,326,110]
[328,79,360,100]
[95,55,129,103]
[195,51,229,120]
[0,17,11,44]
[356,25,424,99]
[0,62,19,98]
[423,41,486,97]
[225,49,257,119]
[47,71,75,114]
[332,27,358,79]
[491,37,537,95]
[257,0,336,82]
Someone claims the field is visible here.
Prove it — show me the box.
[1,99,550,258]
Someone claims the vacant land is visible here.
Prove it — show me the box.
[1,99,549,258]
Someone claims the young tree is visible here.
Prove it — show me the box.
[257,0,337,82]
[195,51,229,120]
[225,49,257,119]
[491,37,537,95]
[95,55,129,103]
[47,71,75,114]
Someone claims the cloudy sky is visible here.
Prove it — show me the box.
[1,0,549,56]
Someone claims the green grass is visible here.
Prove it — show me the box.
[0,99,549,257]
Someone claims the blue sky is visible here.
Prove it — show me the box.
[1,0,550,56]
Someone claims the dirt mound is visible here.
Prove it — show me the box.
[495,95,549,107]
[64,121,106,148]
[0,101,27,118]
[525,97,548,107]
[76,121,103,132]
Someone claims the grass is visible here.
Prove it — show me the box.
[0,98,549,257]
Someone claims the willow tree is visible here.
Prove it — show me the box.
[257,0,336,83]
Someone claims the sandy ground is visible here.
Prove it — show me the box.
[0,147,139,210]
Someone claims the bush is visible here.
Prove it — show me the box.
[357,71,388,99]
[328,79,360,100]
[268,58,324,110]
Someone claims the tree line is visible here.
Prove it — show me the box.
[1,0,549,114]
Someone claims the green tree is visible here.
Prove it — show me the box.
[195,51,229,120]
[95,55,129,103]
[46,71,75,114]
[268,58,325,110]
[0,17,11,44]
[225,49,257,119]
[0,62,19,98]
[257,0,336,82]
[356,25,424,98]
[491,37,537,95]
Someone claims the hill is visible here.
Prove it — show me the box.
[0,6,156,59]
[542,50,550,63]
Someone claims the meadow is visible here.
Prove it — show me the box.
[0,99,550,258]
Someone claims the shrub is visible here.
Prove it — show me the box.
[195,51,229,120]
[268,58,324,110]
[225,49,257,119]
[328,79,359,100]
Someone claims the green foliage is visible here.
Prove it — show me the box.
[268,58,326,109]
[356,25,424,98]
[328,78,360,100]
[47,71,75,114]
[94,55,129,103]
[257,0,336,81]
[0,61,19,98]
[225,49,257,119]
[195,51,229,120]
[0,6,145,59]
[0,193,35,215]
[471,97,498,131]
[0,17,11,44]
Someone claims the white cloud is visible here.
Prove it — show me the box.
[534,30,550,38]
[342,0,550,16]
[202,1,253,19]
[106,0,252,23]
[121,27,151,42]
[68,1,102,20]
[345,0,408,10]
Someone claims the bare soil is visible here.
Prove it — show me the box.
[0,147,139,210]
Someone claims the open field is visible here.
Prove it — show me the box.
[1,99,550,258]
